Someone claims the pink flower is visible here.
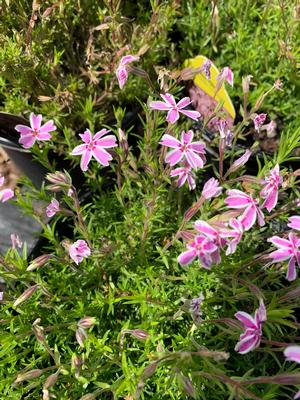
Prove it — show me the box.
[235,300,267,354]
[15,112,56,149]
[284,346,300,363]
[260,164,282,212]
[220,218,244,255]
[116,55,140,89]
[69,240,91,265]
[288,216,300,231]
[178,235,218,269]
[216,66,234,87]
[46,198,60,218]
[149,93,200,124]
[225,189,265,231]
[202,60,212,80]
[0,175,14,203]
[10,233,23,249]
[268,232,300,281]
[253,113,267,132]
[170,163,196,190]
[201,178,222,199]
[70,128,118,171]
[225,149,252,176]
[194,220,224,264]
[160,130,206,169]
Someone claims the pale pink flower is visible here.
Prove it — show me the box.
[46,198,60,218]
[225,189,265,231]
[262,120,277,138]
[178,235,218,269]
[253,113,267,132]
[220,218,244,255]
[284,346,300,399]
[216,66,234,87]
[15,112,56,149]
[170,163,196,190]
[69,240,91,265]
[268,232,300,281]
[217,119,233,146]
[70,128,118,172]
[0,175,14,203]
[10,233,23,249]
[288,216,300,231]
[149,93,200,124]
[260,164,281,212]
[242,75,253,94]
[201,178,222,199]
[116,55,140,89]
[235,300,266,354]
[160,130,206,169]
[225,149,252,176]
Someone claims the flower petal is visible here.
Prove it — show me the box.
[166,109,180,124]
[30,113,42,130]
[179,109,201,121]
[19,134,35,149]
[165,149,183,166]
[149,101,171,111]
[284,345,300,364]
[160,93,176,107]
[235,311,258,329]
[80,150,92,171]
[15,124,32,135]
[177,97,192,109]
[287,256,297,281]
[235,333,259,354]
[71,143,87,155]
[92,147,112,166]
[39,120,56,133]
[0,189,14,202]
[96,135,118,148]
[178,249,196,265]
[160,134,181,149]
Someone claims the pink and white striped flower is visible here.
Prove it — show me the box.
[201,177,222,200]
[260,164,281,212]
[46,198,60,218]
[225,189,265,231]
[235,300,267,354]
[0,175,14,203]
[116,55,140,89]
[71,128,118,171]
[284,345,300,399]
[253,113,267,132]
[149,93,200,124]
[160,130,206,169]
[220,218,244,255]
[69,240,91,265]
[15,112,56,149]
[194,220,224,264]
[288,216,300,231]
[216,66,234,87]
[170,163,196,190]
[178,235,219,269]
[268,232,300,281]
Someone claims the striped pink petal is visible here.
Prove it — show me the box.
[288,216,300,231]
[160,134,181,148]
[149,100,172,111]
[0,188,14,202]
[80,149,92,171]
[92,147,112,166]
[160,93,176,107]
[177,97,192,109]
[287,257,297,281]
[165,149,183,166]
[179,109,201,121]
[166,109,180,124]
[178,249,196,265]
[235,311,258,329]
[284,345,300,363]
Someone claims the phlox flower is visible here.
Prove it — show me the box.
[216,66,234,87]
[260,164,282,212]
[170,163,196,190]
[194,220,224,264]
[116,55,140,89]
[69,240,91,265]
[0,175,14,203]
[178,234,218,269]
[217,119,233,147]
[253,113,267,132]
[268,232,300,281]
[220,218,244,255]
[46,198,60,218]
[160,130,206,169]
[284,345,300,399]
[288,216,300,231]
[71,128,118,171]
[202,60,212,80]
[201,177,222,200]
[15,112,56,149]
[225,189,265,231]
[235,300,267,354]
[149,93,200,124]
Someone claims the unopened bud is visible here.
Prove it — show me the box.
[226,150,252,176]
[120,329,150,347]
[27,254,52,271]
[43,370,60,390]
[242,75,253,94]
[71,354,83,369]
[46,171,72,191]
[75,327,88,348]
[14,369,42,385]
[13,284,38,307]
[180,67,196,81]
[78,316,96,329]
[118,128,129,155]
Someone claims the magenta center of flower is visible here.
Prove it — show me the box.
[32,128,39,136]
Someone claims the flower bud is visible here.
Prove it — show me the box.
[13,284,38,307]
[75,327,88,348]
[46,171,72,191]
[226,150,252,176]
[117,128,129,155]
[27,254,52,271]
[242,75,253,94]
[78,316,96,329]
[43,370,60,390]
[14,369,42,385]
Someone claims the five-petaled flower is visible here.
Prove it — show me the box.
[0,175,14,203]
[69,240,91,265]
[260,164,282,212]
[268,232,300,281]
[149,93,200,124]
[178,234,219,269]
[235,300,267,354]
[170,163,196,190]
[46,198,60,218]
[71,128,118,172]
[160,130,206,169]
[220,218,244,255]
[116,55,140,89]
[15,112,56,149]
[225,189,265,231]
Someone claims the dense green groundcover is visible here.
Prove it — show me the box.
[1,1,300,399]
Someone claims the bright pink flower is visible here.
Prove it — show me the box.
[216,66,234,87]
[160,130,206,169]
[69,240,91,265]
[116,55,140,89]
[0,176,14,203]
[235,300,267,354]
[268,232,300,281]
[10,233,23,249]
[226,149,252,176]
[149,93,200,124]
[15,112,56,149]
[253,113,267,132]
[194,220,224,263]
[71,128,118,171]
[288,216,300,231]
[46,198,60,218]
[178,235,218,269]
[260,164,281,212]
[170,163,196,190]
[225,189,265,231]
[201,177,222,199]
[220,218,244,255]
